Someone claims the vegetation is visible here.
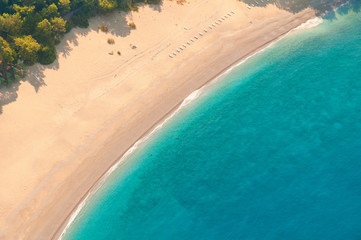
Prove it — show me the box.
[176,0,187,5]
[0,0,162,85]
[107,38,115,44]
[128,22,136,29]
[98,24,108,32]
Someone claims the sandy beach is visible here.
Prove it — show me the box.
[0,0,316,239]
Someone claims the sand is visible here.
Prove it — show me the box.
[0,0,316,239]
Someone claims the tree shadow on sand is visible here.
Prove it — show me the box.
[0,2,164,115]
[146,1,164,12]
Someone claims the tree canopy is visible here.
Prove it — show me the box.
[14,35,41,65]
[0,36,15,63]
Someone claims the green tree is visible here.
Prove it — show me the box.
[99,0,118,12]
[0,36,15,83]
[22,0,46,9]
[51,17,66,42]
[35,18,52,43]
[12,4,35,17]
[14,35,41,65]
[83,0,98,9]
[22,11,42,35]
[70,0,83,9]
[118,0,133,10]
[0,13,23,37]
[0,36,15,62]
[58,0,71,14]
[40,3,60,19]
[38,44,56,65]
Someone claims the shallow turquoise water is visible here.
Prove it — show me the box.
[64,6,361,240]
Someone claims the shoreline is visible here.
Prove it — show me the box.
[56,16,322,240]
[0,1,317,239]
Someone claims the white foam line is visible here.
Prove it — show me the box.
[58,16,323,240]
[221,17,323,76]
[58,195,90,239]
[293,17,323,31]
[59,83,204,240]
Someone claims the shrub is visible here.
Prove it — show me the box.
[128,22,136,29]
[177,0,187,5]
[98,24,108,32]
[107,38,115,44]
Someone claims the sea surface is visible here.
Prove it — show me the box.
[63,5,361,240]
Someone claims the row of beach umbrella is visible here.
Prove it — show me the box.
[169,10,235,58]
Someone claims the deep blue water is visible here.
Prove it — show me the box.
[63,7,361,240]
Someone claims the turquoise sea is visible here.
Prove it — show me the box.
[63,5,361,240]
